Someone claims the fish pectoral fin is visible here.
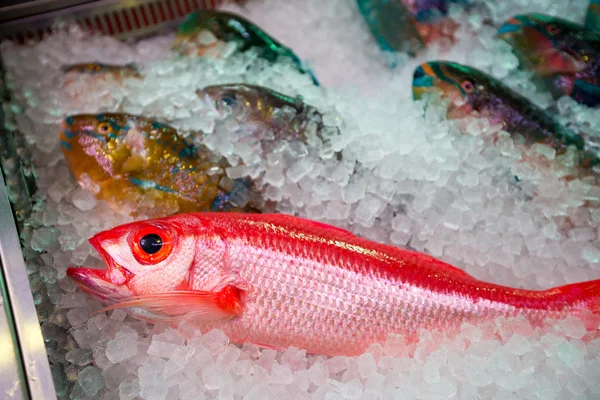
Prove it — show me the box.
[97,285,243,320]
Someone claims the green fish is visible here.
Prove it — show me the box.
[172,10,319,86]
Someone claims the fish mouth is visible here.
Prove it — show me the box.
[66,234,133,303]
[412,63,440,100]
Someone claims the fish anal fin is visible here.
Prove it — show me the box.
[97,285,243,320]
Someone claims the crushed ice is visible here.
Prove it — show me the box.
[1,0,600,399]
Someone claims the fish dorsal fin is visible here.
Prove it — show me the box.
[260,213,357,238]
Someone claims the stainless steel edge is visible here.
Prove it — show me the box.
[0,238,27,399]
[0,174,56,399]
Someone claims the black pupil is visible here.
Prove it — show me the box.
[139,233,163,254]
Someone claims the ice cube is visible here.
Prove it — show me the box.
[67,307,91,327]
[65,348,93,366]
[148,339,182,359]
[557,316,587,339]
[71,188,98,211]
[138,362,168,400]
[356,353,377,379]
[270,363,294,385]
[77,366,105,396]
[557,342,584,370]
[216,346,240,373]
[106,327,138,363]
[119,379,140,400]
[242,383,271,400]
[202,329,230,355]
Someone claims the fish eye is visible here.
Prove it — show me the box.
[139,233,163,254]
[97,122,113,134]
[460,80,475,93]
[218,93,237,107]
[131,226,174,265]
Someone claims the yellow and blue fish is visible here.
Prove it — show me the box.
[59,113,261,217]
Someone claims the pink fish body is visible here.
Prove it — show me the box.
[67,212,600,356]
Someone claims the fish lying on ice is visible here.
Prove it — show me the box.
[59,113,261,217]
[67,212,600,356]
[412,61,600,171]
[171,10,320,85]
[498,13,600,107]
[356,0,472,65]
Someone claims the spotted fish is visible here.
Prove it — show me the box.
[59,113,261,217]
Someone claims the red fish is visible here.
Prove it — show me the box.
[67,212,600,356]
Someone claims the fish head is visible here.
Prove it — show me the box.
[60,113,183,190]
[66,214,203,317]
[60,113,132,186]
[172,10,248,55]
[412,61,505,120]
[197,83,273,124]
[498,13,590,76]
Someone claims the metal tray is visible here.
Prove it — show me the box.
[0,1,239,398]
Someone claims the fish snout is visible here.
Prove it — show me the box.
[412,63,438,100]
[498,17,524,38]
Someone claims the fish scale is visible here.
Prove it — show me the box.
[67,213,600,356]
[182,216,569,355]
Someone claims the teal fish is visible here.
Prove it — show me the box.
[356,0,471,66]
[172,10,319,86]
